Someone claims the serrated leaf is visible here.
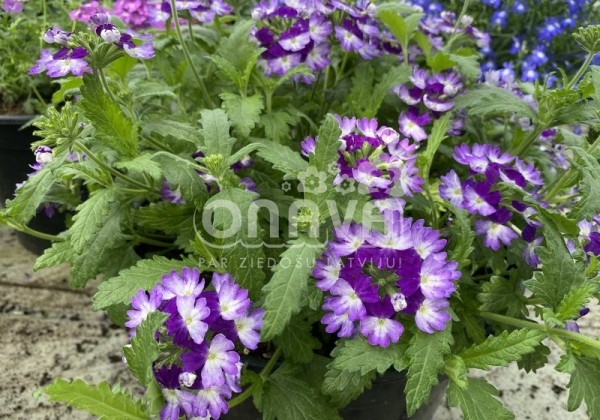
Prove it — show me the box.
[330,337,405,375]
[261,237,323,340]
[478,276,526,318]
[449,50,481,81]
[459,329,545,370]
[445,355,468,389]
[69,188,121,254]
[322,367,376,408]
[43,379,148,420]
[4,160,58,224]
[517,343,551,373]
[445,204,474,268]
[93,256,196,309]
[142,119,200,148]
[34,239,72,271]
[221,92,264,137]
[154,153,207,205]
[447,377,514,420]
[524,214,586,310]
[71,208,124,288]
[260,110,298,143]
[115,154,163,182]
[405,328,453,416]
[309,114,341,174]
[570,146,600,220]
[131,80,177,101]
[198,109,236,157]
[562,356,600,419]
[274,317,320,363]
[260,363,338,420]
[556,282,597,321]
[124,311,168,386]
[419,113,451,180]
[454,84,538,121]
[256,139,309,179]
[79,74,138,158]
[136,202,195,234]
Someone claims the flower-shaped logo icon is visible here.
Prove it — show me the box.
[334,175,356,195]
[281,181,292,192]
[298,166,328,194]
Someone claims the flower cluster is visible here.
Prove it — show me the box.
[439,144,544,262]
[394,66,463,142]
[69,1,107,22]
[110,0,232,29]
[301,115,423,199]
[90,13,155,59]
[313,201,460,346]
[29,26,91,78]
[126,268,263,420]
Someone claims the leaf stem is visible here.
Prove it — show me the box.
[479,311,600,352]
[170,0,216,108]
[97,67,117,104]
[227,347,282,410]
[565,51,595,91]
[73,141,155,193]
[12,224,64,242]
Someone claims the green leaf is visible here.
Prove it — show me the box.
[330,337,406,375]
[69,188,122,254]
[259,363,338,420]
[136,202,195,234]
[131,80,178,101]
[478,275,526,318]
[260,110,298,143]
[226,142,266,167]
[590,65,600,103]
[378,10,423,51]
[556,282,598,321]
[34,239,72,271]
[454,84,538,121]
[52,77,84,104]
[524,213,586,309]
[561,356,600,419]
[447,377,514,420]
[115,154,163,182]
[43,379,148,420]
[93,256,196,310]
[70,207,124,288]
[445,355,468,390]
[322,367,376,408]
[256,139,309,179]
[154,153,207,205]
[201,187,266,299]
[308,114,342,174]
[261,237,323,340]
[459,329,545,370]
[142,119,200,148]
[405,328,453,416]
[418,113,451,179]
[79,74,138,158]
[124,311,168,386]
[449,50,481,81]
[220,92,264,138]
[446,204,475,267]
[198,109,236,157]
[570,146,600,220]
[517,343,551,373]
[4,161,58,224]
[363,64,411,117]
[274,317,320,363]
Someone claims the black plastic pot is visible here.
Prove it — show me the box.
[0,115,64,254]
[223,362,447,420]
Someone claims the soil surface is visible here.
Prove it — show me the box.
[0,225,598,419]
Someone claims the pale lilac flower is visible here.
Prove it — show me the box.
[176,296,211,344]
[415,298,451,334]
[125,288,163,329]
[474,220,519,250]
[201,334,241,388]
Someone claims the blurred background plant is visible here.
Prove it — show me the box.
[0,0,83,114]
[410,0,600,83]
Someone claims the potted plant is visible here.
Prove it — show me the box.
[4,1,600,419]
[0,0,99,252]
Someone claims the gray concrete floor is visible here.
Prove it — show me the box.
[0,225,596,419]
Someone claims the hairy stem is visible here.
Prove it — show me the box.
[170,0,216,108]
[565,51,595,91]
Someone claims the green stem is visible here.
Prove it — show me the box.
[132,235,173,247]
[544,133,600,200]
[74,141,155,193]
[513,126,543,157]
[97,67,117,104]
[228,348,282,410]
[424,187,439,229]
[479,311,600,352]
[15,224,64,242]
[170,0,216,108]
[565,51,595,91]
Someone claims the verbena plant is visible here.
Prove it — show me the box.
[3,1,600,419]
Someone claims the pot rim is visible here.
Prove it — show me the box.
[0,114,38,125]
